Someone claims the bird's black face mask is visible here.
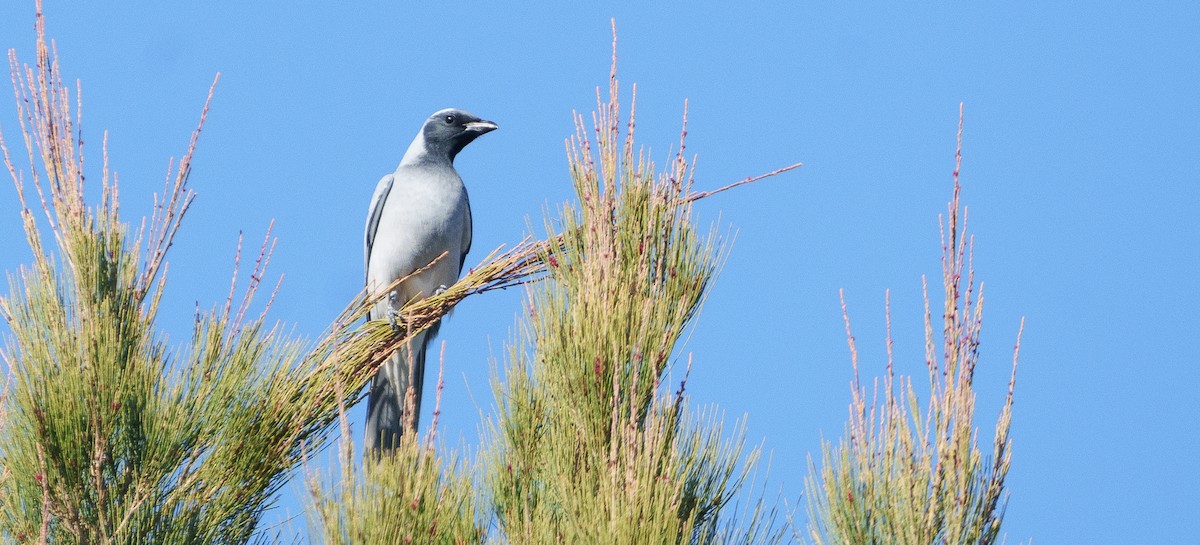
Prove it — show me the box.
[424,110,498,162]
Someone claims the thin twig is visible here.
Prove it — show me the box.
[686,162,803,202]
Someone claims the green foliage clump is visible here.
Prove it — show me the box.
[0,7,415,543]
[802,112,1020,545]
[484,68,779,545]
[307,421,484,545]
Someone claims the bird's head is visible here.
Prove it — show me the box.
[416,108,498,163]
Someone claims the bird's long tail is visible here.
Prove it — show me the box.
[365,329,428,454]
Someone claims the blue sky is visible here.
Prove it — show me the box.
[1,1,1197,543]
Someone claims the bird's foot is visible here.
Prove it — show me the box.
[387,292,401,332]
[434,284,448,296]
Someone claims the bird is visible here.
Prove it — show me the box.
[363,108,497,453]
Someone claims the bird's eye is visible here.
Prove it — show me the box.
[444,114,456,124]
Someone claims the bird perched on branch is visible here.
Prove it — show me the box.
[363,108,497,453]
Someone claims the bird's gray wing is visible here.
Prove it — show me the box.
[460,196,473,272]
[364,173,396,284]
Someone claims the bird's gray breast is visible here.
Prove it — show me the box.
[366,164,470,295]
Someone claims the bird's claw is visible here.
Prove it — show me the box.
[387,292,401,332]
[434,285,448,296]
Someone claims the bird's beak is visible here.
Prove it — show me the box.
[464,120,498,134]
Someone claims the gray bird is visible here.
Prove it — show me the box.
[363,108,497,453]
